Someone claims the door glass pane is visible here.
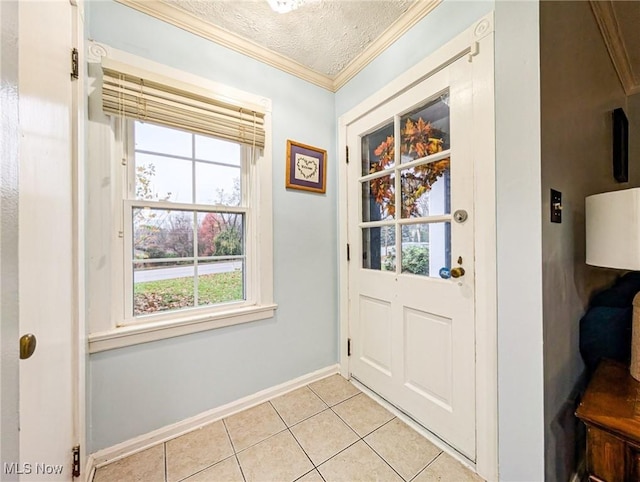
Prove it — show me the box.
[400,92,450,163]
[400,160,450,218]
[197,259,244,306]
[362,174,395,222]
[400,222,451,277]
[362,122,395,176]
[362,226,395,271]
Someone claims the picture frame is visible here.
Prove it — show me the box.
[613,107,629,183]
[286,140,327,193]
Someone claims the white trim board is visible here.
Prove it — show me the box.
[114,0,441,93]
[337,13,497,482]
[86,364,339,477]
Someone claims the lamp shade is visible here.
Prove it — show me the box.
[586,188,640,270]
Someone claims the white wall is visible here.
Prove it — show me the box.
[541,3,640,480]
[494,2,544,480]
[0,0,20,474]
[86,0,337,452]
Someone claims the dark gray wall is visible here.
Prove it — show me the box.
[540,2,639,480]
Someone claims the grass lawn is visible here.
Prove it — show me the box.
[134,271,243,315]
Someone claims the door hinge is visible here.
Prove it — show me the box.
[347,338,352,357]
[71,48,79,80]
[72,445,80,478]
[346,146,349,164]
[346,243,350,262]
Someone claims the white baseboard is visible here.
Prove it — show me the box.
[88,364,339,473]
[84,457,96,482]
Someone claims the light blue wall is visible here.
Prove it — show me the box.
[88,3,548,480]
[87,0,337,452]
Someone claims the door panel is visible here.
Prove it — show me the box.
[19,1,74,479]
[404,307,453,408]
[359,296,393,376]
[347,58,476,458]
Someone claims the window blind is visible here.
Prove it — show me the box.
[101,59,266,149]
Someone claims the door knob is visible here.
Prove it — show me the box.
[19,333,37,360]
[451,267,465,278]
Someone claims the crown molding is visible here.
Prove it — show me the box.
[115,0,442,93]
[332,0,441,90]
[590,0,640,96]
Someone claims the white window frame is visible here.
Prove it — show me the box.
[87,43,276,353]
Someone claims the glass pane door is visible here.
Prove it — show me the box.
[360,91,452,278]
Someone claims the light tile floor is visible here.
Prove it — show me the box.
[92,375,484,482]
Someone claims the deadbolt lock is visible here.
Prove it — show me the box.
[451,267,466,278]
[20,333,37,360]
[454,210,468,223]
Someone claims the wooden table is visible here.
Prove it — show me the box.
[576,359,640,481]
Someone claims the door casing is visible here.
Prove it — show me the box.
[337,13,497,481]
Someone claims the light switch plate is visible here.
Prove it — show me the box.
[551,189,562,223]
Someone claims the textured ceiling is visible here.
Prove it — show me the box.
[164,0,416,76]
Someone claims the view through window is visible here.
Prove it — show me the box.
[129,121,247,317]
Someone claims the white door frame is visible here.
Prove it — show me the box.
[337,13,497,481]
[71,0,88,476]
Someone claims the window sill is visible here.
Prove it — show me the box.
[88,304,278,354]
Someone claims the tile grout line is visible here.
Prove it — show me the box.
[222,418,238,454]
[304,380,395,478]
[409,451,444,482]
[285,382,363,479]
[269,399,321,481]
[359,411,444,481]
[222,418,247,482]
[324,397,406,481]
[327,397,396,440]
[322,391,421,482]
[361,436,411,482]
[164,441,168,482]
[287,427,317,471]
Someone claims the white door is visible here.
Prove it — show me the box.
[347,57,476,458]
[18,0,75,479]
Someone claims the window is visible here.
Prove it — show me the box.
[126,121,251,321]
[87,48,275,351]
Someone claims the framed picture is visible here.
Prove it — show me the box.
[613,107,629,183]
[286,140,327,193]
